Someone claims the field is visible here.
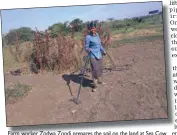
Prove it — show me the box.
[2,13,168,126]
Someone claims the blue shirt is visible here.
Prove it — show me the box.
[85,33,105,59]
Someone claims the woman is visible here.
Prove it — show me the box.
[85,22,106,92]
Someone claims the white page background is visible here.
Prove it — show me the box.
[0,0,172,134]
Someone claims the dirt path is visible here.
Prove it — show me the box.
[4,40,168,126]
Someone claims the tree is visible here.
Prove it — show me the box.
[48,22,70,37]
[70,18,83,32]
[48,23,64,37]
[17,27,35,41]
[108,18,114,21]
[64,21,69,27]
[4,27,35,45]
[2,34,7,47]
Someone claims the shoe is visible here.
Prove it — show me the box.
[92,88,97,92]
[97,77,106,84]
[97,80,106,84]
[92,83,98,92]
[99,82,106,84]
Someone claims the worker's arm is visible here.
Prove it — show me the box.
[100,44,105,53]
[97,35,106,54]
[85,36,91,53]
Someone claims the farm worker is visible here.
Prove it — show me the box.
[85,21,107,92]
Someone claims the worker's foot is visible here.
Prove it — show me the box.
[97,77,106,85]
[98,81,106,85]
[92,87,97,92]
[92,83,98,92]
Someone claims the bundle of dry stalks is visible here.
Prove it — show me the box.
[8,22,112,75]
[8,33,23,62]
[31,29,83,74]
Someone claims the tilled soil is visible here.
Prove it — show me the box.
[4,40,168,126]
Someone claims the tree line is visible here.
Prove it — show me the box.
[3,13,162,46]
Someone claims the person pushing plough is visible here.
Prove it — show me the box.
[69,21,108,104]
[85,21,107,92]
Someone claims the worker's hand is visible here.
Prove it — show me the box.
[87,48,91,53]
[103,51,107,56]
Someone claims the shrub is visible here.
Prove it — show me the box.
[5,82,32,104]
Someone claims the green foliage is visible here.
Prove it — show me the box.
[70,18,83,31]
[5,82,32,103]
[17,27,35,41]
[4,27,35,45]
[48,22,70,37]
[3,13,163,45]
[4,29,17,45]
[111,34,163,47]
[2,34,7,47]
[108,13,162,31]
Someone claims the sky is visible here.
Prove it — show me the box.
[1,1,162,34]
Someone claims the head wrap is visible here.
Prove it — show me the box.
[87,21,96,30]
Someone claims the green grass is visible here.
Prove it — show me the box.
[3,46,20,72]
[5,82,32,103]
[135,24,163,30]
[3,43,31,72]
[155,27,163,33]
[111,34,163,48]
[112,28,127,34]
[73,32,82,40]
[111,24,163,35]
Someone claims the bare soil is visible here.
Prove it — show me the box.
[4,39,168,126]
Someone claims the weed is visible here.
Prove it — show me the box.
[5,82,32,103]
